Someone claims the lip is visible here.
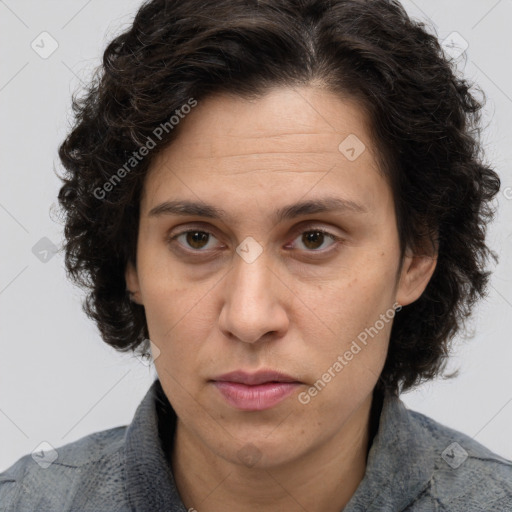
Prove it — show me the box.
[212,369,299,385]
[212,381,301,411]
[210,370,302,411]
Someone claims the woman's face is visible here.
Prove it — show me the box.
[126,85,435,469]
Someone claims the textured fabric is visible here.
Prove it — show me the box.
[1,378,511,511]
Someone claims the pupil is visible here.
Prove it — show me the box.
[304,231,323,249]
[187,231,208,249]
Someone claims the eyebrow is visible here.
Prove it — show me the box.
[148,196,368,224]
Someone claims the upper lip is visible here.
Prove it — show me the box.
[212,370,300,385]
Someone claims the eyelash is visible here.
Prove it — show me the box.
[167,225,343,256]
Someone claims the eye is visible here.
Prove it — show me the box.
[168,226,342,254]
[289,228,340,252]
[171,230,221,251]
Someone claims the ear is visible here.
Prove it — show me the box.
[125,261,143,305]
[395,243,438,307]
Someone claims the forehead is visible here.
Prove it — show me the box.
[161,87,373,157]
[141,86,387,214]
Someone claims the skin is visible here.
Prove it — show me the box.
[125,85,437,512]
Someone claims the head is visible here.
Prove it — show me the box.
[57,0,499,467]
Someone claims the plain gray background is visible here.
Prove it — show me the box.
[1,0,511,472]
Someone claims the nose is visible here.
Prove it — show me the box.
[218,246,289,345]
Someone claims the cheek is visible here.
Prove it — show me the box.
[299,252,397,358]
[141,269,218,367]
[316,248,397,311]
[140,267,205,355]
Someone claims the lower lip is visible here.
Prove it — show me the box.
[212,381,301,411]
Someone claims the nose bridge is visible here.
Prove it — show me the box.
[230,243,273,308]
[219,241,287,343]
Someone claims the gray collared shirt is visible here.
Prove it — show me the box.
[1,378,511,511]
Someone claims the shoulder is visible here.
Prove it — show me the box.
[0,426,128,511]
[406,406,512,511]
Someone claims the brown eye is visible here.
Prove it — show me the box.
[293,229,338,251]
[171,230,220,251]
[185,231,210,250]
[302,231,327,250]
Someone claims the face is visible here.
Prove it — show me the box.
[126,86,435,469]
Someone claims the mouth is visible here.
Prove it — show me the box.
[211,369,301,386]
[210,369,302,411]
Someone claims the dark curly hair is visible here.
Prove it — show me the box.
[57,0,500,396]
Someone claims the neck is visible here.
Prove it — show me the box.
[170,393,375,512]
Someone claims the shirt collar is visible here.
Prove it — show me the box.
[124,379,436,512]
[344,390,436,511]
[124,378,185,512]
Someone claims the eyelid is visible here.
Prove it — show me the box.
[167,228,224,254]
[288,222,343,241]
[167,222,344,253]
[286,226,343,253]
[167,223,224,249]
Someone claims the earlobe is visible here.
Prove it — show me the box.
[125,261,142,305]
[396,250,438,307]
